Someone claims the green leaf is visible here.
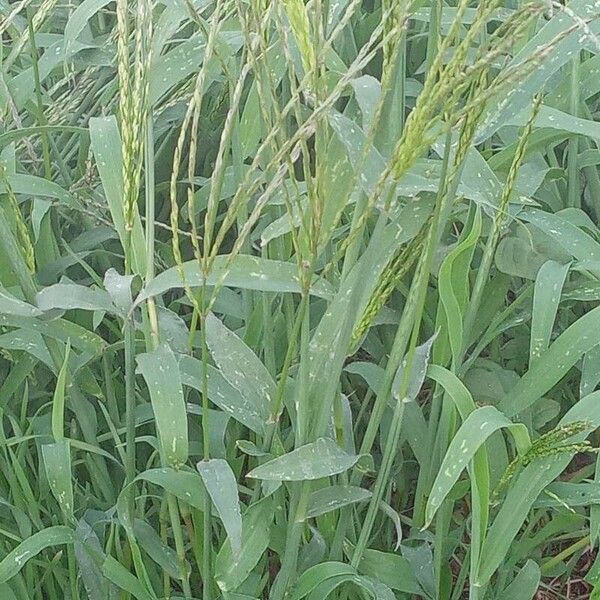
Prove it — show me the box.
[0,526,75,583]
[136,344,188,468]
[426,364,476,419]
[478,0,600,140]
[205,313,274,427]
[36,283,116,313]
[247,438,361,481]
[477,391,600,586]
[102,555,156,600]
[197,459,242,554]
[306,485,371,519]
[291,562,357,600]
[355,548,423,595]
[136,256,334,304]
[521,208,600,271]
[425,406,530,527]
[500,304,600,417]
[392,333,436,403]
[1,174,79,209]
[64,0,113,50]
[530,260,570,363]
[103,268,135,314]
[438,206,481,364]
[291,561,395,600]
[497,560,540,600]
[179,355,265,434]
[51,340,70,441]
[133,520,180,580]
[41,440,74,519]
[215,497,274,592]
[535,482,600,508]
[0,286,42,316]
[117,468,206,536]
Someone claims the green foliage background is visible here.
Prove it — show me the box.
[2,0,600,598]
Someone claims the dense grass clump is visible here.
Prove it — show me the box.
[2,0,600,598]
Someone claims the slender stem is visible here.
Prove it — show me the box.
[263,293,309,452]
[269,484,311,600]
[567,52,580,209]
[123,320,136,487]
[199,303,212,600]
[145,119,160,347]
[349,130,452,565]
[269,283,312,599]
[167,495,193,597]
[351,225,439,565]
[142,109,191,599]
[540,535,590,574]
[26,10,51,180]
[66,539,80,600]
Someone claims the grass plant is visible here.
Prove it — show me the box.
[1,1,600,598]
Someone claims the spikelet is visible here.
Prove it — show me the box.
[0,166,35,274]
[2,0,59,60]
[492,421,596,502]
[282,0,316,79]
[381,0,403,74]
[117,0,153,238]
[350,222,428,352]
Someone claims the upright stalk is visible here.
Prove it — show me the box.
[351,135,449,567]
[567,52,580,209]
[199,302,213,600]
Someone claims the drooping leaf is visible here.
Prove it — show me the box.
[247,438,361,481]
[306,485,371,519]
[136,344,188,468]
[425,406,530,527]
[0,526,75,583]
[205,313,274,427]
[215,497,275,592]
[197,459,242,554]
[0,286,42,317]
[135,255,334,304]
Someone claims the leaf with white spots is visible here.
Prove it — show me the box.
[103,268,135,314]
[149,31,242,106]
[351,75,381,130]
[328,110,387,197]
[205,313,274,427]
[135,255,334,305]
[179,355,265,434]
[64,0,113,53]
[36,283,117,313]
[477,391,600,586]
[0,286,42,317]
[425,406,530,527]
[136,344,188,468]
[500,303,600,417]
[247,438,361,481]
[306,485,372,519]
[530,260,570,364]
[477,0,600,141]
[42,440,74,520]
[215,496,274,592]
[0,526,75,583]
[392,333,436,403]
[521,208,600,272]
[197,459,242,554]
